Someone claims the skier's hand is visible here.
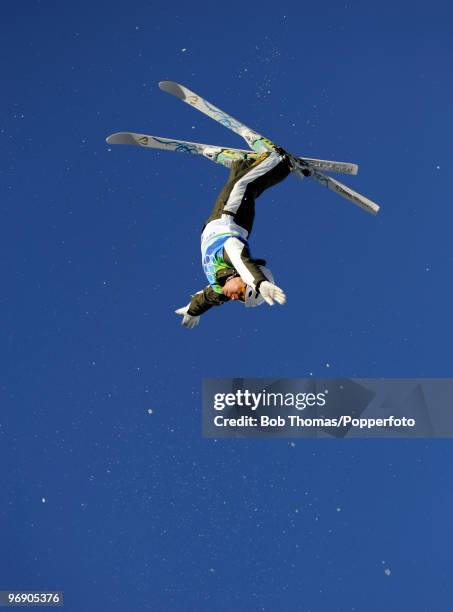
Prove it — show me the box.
[259,281,286,306]
[175,305,200,329]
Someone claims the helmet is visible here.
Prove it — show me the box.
[244,266,274,308]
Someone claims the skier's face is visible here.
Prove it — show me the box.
[222,277,246,302]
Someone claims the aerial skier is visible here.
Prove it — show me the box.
[175,135,291,328]
[107,81,380,329]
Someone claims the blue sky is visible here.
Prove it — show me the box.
[1,1,453,610]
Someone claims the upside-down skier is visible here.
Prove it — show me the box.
[175,134,291,329]
[107,80,380,330]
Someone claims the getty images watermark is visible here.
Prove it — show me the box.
[202,379,453,438]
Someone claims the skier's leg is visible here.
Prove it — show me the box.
[223,151,291,232]
[203,151,290,234]
[203,156,258,228]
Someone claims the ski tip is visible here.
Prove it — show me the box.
[359,199,380,215]
[159,80,186,100]
[106,132,137,146]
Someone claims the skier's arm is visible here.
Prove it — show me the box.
[187,286,230,316]
[176,287,229,328]
[223,237,268,290]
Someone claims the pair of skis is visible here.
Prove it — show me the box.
[106,81,380,215]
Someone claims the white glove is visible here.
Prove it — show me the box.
[259,281,286,306]
[175,304,200,329]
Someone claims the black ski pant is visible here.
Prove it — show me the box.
[204,151,291,235]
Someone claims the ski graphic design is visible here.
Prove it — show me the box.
[106,132,250,164]
[159,81,252,139]
[106,131,214,155]
[310,169,381,214]
[158,81,379,214]
[295,156,357,176]
[106,131,358,175]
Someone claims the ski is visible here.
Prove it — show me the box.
[295,156,357,176]
[302,169,380,215]
[159,81,379,214]
[106,132,251,165]
[159,80,252,140]
[106,131,358,175]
